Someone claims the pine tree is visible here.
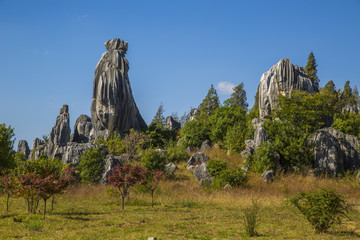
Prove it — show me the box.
[224,82,248,110]
[322,80,337,95]
[199,84,220,116]
[305,51,320,88]
[151,103,165,126]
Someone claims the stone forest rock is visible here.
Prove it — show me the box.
[311,128,360,176]
[90,38,147,140]
[61,142,96,165]
[47,105,71,158]
[29,138,45,159]
[189,108,200,121]
[194,163,212,182]
[241,139,255,159]
[260,170,275,183]
[258,58,318,119]
[254,127,268,149]
[200,140,211,152]
[165,162,178,174]
[187,152,210,167]
[165,116,181,130]
[101,154,123,183]
[342,104,359,114]
[73,115,92,143]
[17,140,30,158]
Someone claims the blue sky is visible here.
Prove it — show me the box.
[0,0,359,147]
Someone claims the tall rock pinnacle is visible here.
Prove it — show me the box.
[90,38,147,139]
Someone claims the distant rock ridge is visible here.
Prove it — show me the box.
[90,38,147,140]
[258,58,318,119]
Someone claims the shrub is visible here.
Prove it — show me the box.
[207,159,229,177]
[244,199,260,237]
[97,132,125,156]
[181,119,210,148]
[165,143,188,163]
[250,141,279,173]
[141,149,167,172]
[78,147,106,182]
[123,129,148,155]
[290,188,353,233]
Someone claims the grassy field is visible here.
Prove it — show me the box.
[1,154,360,239]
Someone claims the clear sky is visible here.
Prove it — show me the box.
[1,0,359,148]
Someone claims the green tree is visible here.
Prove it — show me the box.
[199,84,220,116]
[0,124,15,171]
[181,119,211,148]
[305,51,319,88]
[140,149,167,172]
[322,80,337,96]
[78,147,106,182]
[224,82,248,110]
[332,112,360,137]
[151,102,165,126]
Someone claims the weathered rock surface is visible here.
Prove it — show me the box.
[241,140,255,159]
[165,162,178,174]
[73,115,92,143]
[187,152,210,167]
[61,142,97,165]
[200,140,211,152]
[342,104,359,114]
[90,38,147,140]
[165,116,181,130]
[311,128,360,176]
[251,118,265,129]
[29,138,45,159]
[17,140,30,158]
[47,105,71,158]
[254,127,268,149]
[194,163,212,182]
[260,170,275,183]
[258,59,318,119]
[102,154,123,183]
[190,108,200,121]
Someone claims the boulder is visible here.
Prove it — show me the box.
[200,140,211,152]
[17,140,30,158]
[73,115,92,143]
[101,154,123,183]
[47,105,71,158]
[342,104,359,114]
[258,59,318,119]
[241,140,255,159]
[194,163,212,182]
[189,108,200,121]
[165,116,181,130]
[311,128,360,176]
[254,127,268,150]
[90,38,147,140]
[165,162,178,174]
[260,170,275,183]
[187,152,210,167]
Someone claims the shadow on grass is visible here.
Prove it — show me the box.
[0,213,17,219]
[64,216,90,221]
[53,211,103,216]
[328,230,360,238]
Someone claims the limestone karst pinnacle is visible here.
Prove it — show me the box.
[90,38,147,139]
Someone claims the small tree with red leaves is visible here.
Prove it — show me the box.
[107,164,147,211]
[0,171,18,211]
[143,171,164,207]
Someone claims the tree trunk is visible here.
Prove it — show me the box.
[6,192,10,212]
[122,196,125,211]
[43,199,46,220]
[151,190,154,208]
[51,195,55,211]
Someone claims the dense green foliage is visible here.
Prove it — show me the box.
[249,141,279,173]
[181,118,211,148]
[78,147,106,182]
[141,149,167,172]
[223,82,248,109]
[332,112,360,137]
[165,143,188,163]
[0,123,15,171]
[151,102,165,126]
[97,133,125,156]
[291,189,353,233]
[16,156,63,178]
[305,51,319,88]
[199,84,220,116]
[146,123,177,148]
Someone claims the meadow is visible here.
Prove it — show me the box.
[1,151,360,240]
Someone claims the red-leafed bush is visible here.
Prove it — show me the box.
[107,164,147,210]
[0,171,18,211]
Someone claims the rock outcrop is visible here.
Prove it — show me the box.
[260,170,275,183]
[102,154,123,183]
[254,127,268,149]
[90,38,146,140]
[47,105,71,158]
[187,152,210,167]
[73,115,92,143]
[17,140,30,158]
[312,128,360,175]
[61,142,96,165]
[165,116,180,130]
[190,108,200,121]
[342,104,359,114]
[29,138,45,159]
[200,140,211,152]
[165,162,178,174]
[258,59,318,119]
[194,163,213,186]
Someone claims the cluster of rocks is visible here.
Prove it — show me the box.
[186,152,212,186]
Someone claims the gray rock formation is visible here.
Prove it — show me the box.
[102,154,123,183]
[29,138,45,159]
[260,170,275,183]
[241,139,255,159]
[258,59,317,119]
[73,115,92,143]
[187,152,210,167]
[47,105,71,158]
[90,38,147,140]
[190,108,200,121]
[194,163,212,182]
[311,128,360,176]
[342,104,359,114]
[165,116,181,130]
[200,140,211,152]
[254,127,268,149]
[17,140,30,158]
[61,142,96,165]
[165,162,178,174]
[251,118,265,129]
